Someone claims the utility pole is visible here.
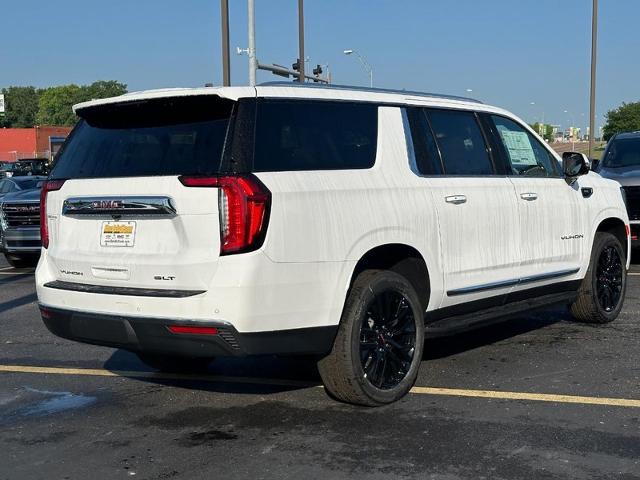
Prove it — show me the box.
[247,0,257,86]
[297,0,305,83]
[588,0,598,158]
[220,0,231,86]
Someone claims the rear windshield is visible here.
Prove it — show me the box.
[602,137,640,168]
[50,96,234,180]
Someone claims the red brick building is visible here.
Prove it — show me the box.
[0,126,72,162]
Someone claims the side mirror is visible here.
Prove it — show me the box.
[562,152,590,180]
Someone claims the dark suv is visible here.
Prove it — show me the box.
[594,131,640,247]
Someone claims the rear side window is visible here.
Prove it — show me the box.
[253,100,378,171]
[427,109,493,175]
[50,96,234,180]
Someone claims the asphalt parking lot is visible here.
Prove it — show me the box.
[1,257,640,480]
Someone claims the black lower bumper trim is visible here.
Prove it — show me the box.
[44,280,206,298]
[39,305,337,358]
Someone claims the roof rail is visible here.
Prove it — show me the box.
[258,81,483,104]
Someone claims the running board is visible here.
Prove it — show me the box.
[424,291,577,337]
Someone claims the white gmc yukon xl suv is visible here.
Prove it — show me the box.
[37,84,629,406]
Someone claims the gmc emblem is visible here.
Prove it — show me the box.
[92,200,122,209]
[15,206,39,212]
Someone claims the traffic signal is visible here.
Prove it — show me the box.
[313,64,323,76]
[292,59,301,72]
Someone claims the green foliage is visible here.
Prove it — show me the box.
[603,101,640,141]
[0,80,127,127]
[84,80,128,101]
[35,84,84,126]
[36,80,127,126]
[0,86,40,128]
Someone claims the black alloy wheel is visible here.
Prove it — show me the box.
[595,245,623,312]
[317,269,425,406]
[570,231,626,324]
[359,290,417,390]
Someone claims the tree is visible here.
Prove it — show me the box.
[603,101,640,141]
[35,84,84,126]
[35,80,128,126]
[0,86,39,127]
[84,80,127,100]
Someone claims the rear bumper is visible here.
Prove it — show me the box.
[39,305,337,357]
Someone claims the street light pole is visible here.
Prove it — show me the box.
[247,0,257,86]
[297,0,305,83]
[220,0,231,86]
[588,0,598,158]
[343,49,373,87]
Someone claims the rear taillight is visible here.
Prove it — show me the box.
[179,175,271,255]
[40,180,65,249]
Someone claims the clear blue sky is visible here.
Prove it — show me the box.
[3,0,639,132]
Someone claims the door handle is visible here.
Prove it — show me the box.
[520,192,538,201]
[445,195,467,205]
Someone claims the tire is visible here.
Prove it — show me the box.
[5,254,38,269]
[136,353,215,373]
[570,232,627,323]
[317,269,425,406]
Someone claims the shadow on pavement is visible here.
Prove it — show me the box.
[423,305,572,360]
[0,292,37,315]
[103,349,322,395]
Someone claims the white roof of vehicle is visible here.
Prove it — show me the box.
[72,83,512,117]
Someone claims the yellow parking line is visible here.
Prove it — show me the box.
[628,272,640,276]
[0,364,315,388]
[2,364,640,408]
[410,386,640,408]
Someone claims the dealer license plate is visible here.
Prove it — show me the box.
[100,221,136,247]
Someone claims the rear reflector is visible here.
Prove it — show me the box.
[167,325,219,336]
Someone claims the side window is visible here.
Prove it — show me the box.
[427,109,494,175]
[491,115,558,177]
[405,108,442,175]
[253,100,378,171]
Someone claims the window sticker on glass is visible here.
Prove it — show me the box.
[498,128,537,166]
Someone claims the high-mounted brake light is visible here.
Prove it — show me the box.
[179,174,271,255]
[40,180,66,249]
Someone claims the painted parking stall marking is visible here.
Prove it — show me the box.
[2,364,640,409]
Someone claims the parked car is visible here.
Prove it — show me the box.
[9,158,50,177]
[0,162,19,178]
[0,176,47,201]
[593,131,640,247]
[0,184,44,267]
[36,84,629,406]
